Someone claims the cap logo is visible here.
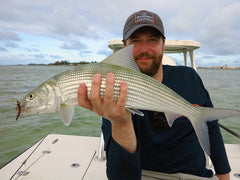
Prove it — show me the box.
[134,11,155,24]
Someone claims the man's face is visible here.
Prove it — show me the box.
[126,27,165,77]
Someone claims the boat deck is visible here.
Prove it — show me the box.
[0,134,107,180]
[1,134,240,179]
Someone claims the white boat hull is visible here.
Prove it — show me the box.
[1,134,239,180]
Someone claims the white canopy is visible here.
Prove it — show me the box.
[108,39,200,70]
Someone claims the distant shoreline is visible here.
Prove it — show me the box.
[197,66,240,70]
[1,63,239,70]
[27,63,240,70]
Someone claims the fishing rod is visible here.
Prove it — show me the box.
[219,123,240,139]
[10,125,56,180]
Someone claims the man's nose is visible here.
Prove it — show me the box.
[139,41,149,53]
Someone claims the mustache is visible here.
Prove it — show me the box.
[134,53,154,60]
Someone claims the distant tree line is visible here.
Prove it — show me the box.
[49,60,70,65]
[28,60,98,66]
[48,60,98,66]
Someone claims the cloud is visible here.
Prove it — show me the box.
[200,55,216,59]
[0,45,8,52]
[79,50,92,54]
[97,47,112,56]
[0,29,21,51]
[31,53,63,60]
[25,47,40,52]
[194,2,240,55]
[0,29,21,41]
[48,7,100,38]
[233,59,240,67]
[31,53,45,58]
[60,40,87,50]
[50,54,62,59]
[0,0,239,66]
[0,53,50,65]
[160,1,240,58]
[4,41,19,48]
[0,1,102,40]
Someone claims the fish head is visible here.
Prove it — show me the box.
[20,81,59,117]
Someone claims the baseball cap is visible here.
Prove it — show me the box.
[123,10,165,41]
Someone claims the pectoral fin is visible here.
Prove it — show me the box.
[60,104,74,126]
[126,107,144,116]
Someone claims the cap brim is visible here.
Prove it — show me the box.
[123,24,165,40]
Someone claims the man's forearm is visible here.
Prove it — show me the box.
[112,118,137,153]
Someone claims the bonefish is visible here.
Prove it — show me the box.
[17,45,240,155]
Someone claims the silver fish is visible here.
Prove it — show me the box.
[17,45,240,155]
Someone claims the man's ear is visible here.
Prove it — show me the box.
[122,40,126,47]
[162,41,165,51]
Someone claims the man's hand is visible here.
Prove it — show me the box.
[216,173,230,180]
[77,73,137,153]
[77,73,130,123]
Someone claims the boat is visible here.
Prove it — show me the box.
[1,40,240,180]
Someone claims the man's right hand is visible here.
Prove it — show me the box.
[77,73,137,153]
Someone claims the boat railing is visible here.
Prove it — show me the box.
[96,130,106,161]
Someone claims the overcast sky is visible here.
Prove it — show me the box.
[0,0,240,66]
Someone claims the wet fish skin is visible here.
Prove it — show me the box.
[20,62,172,117]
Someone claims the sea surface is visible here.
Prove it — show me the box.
[0,65,240,167]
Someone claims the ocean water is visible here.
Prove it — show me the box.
[0,65,239,167]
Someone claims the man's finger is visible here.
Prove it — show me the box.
[104,73,115,103]
[90,74,103,114]
[116,81,128,110]
[77,83,92,109]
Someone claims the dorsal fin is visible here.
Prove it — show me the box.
[102,45,140,71]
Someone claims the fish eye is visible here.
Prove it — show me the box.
[28,93,35,100]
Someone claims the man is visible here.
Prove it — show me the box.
[78,10,230,180]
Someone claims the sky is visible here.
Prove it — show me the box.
[0,0,240,67]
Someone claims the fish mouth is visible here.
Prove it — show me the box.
[16,100,21,121]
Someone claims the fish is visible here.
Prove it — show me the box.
[17,45,240,155]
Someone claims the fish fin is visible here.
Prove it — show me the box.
[164,112,181,127]
[126,108,144,116]
[188,106,240,156]
[102,45,140,71]
[197,106,240,121]
[191,120,210,156]
[60,104,74,126]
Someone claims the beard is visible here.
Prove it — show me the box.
[134,52,163,77]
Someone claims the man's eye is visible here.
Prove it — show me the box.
[150,38,158,42]
[131,39,139,43]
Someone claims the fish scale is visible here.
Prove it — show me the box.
[45,63,195,117]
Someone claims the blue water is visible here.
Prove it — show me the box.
[0,66,239,167]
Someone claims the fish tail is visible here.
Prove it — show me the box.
[190,107,240,156]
